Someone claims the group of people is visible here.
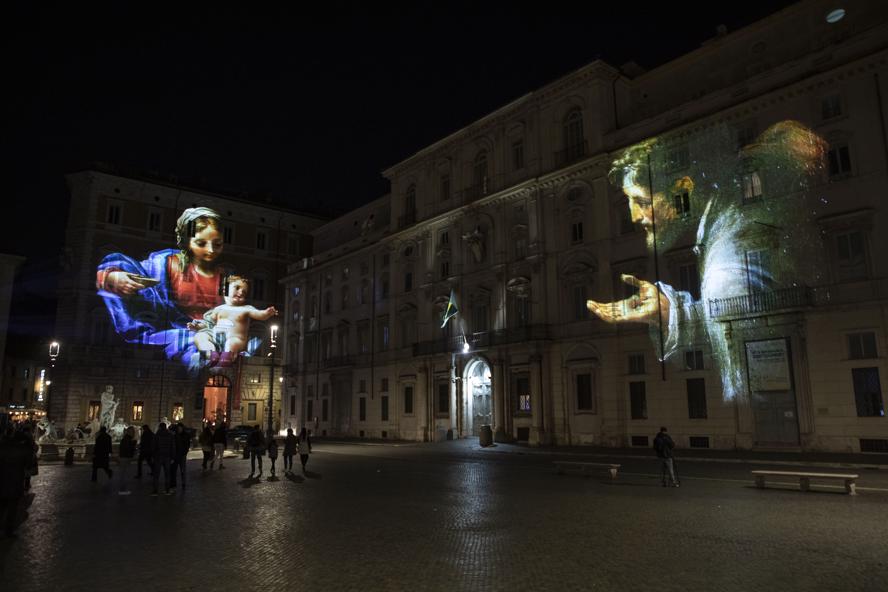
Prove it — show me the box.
[243,425,312,479]
[0,424,38,538]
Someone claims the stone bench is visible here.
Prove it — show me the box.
[554,461,621,479]
[751,470,859,495]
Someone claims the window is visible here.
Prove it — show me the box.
[742,172,763,202]
[828,144,852,178]
[256,230,267,250]
[685,349,705,371]
[473,151,489,193]
[576,373,595,412]
[628,354,645,375]
[515,236,527,259]
[88,401,101,421]
[573,285,588,321]
[321,332,332,361]
[678,263,701,300]
[341,267,349,281]
[848,332,878,360]
[359,397,367,421]
[836,230,867,280]
[381,396,389,422]
[564,109,585,158]
[736,122,757,148]
[382,253,390,267]
[821,94,842,120]
[404,386,414,415]
[746,249,772,292]
[437,382,449,415]
[853,368,884,417]
[106,203,121,225]
[289,395,296,415]
[381,274,389,299]
[687,378,708,419]
[441,174,450,201]
[441,261,450,279]
[324,291,332,314]
[673,191,690,217]
[404,272,413,292]
[440,230,449,245]
[358,324,369,354]
[513,373,530,413]
[404,185,416,224]
[571,221,584,244]
[666,145,689,171]
[472,303,489,333]
[629,381,647,419]
[306,397,314,422]
[322,398,329,421]
[377,317,389,351]
[341,285,349,309]
[246,402,257,421]
[249,374,261,384]
[148,210,162,232]
[381,378,389,392]
[223,226,233,244]
[359,379,367,393]
[359,279,369,305]
[132,401,144,422]
[360,261,369,276]
[288,235,300,256]
[510,295,531,327]
[512,139,525,170]
[253,277,265,301]
[172,403,184,422]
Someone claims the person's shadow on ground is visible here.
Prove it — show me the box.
[304,470,322,480]
[267,475,280,482]
[238,477,260,488]
[285,472,304,484]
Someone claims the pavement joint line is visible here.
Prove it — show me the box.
[617,471,888,493]
[480,447,888,470]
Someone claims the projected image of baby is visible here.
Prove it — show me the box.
[188,276,278,366]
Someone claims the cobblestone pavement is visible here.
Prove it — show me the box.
[2,440,887,591]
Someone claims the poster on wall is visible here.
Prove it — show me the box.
[745,339,792,391]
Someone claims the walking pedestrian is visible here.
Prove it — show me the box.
[267,434,278,477]
[91,426,113,483]
[135,424,154,478]
[0,427,30,538]
[212,422,227,470]
[247,425,265,479]
[283,428,297,474]
[151,422,174,495]
[118,426,136,495]
[199,425,214,470]
[170,423,191,491]
[297,427,312,473]
[653,426,679,487]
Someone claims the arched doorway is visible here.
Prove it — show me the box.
[203,374,231,425]
[464,358,492,437]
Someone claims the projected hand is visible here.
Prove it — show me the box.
[586,274,669,325]
[105,271,146,296]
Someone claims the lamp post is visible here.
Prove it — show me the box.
[267,324,278,436]
[47,341,60,420]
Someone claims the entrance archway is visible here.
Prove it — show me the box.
[464,358,492,437]
[203,374,231,425]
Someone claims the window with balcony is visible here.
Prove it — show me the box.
[742,172,763,203]
[629,381,647,419]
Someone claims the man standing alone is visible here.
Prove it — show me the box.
[654,427,679,488]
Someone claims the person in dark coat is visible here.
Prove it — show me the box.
[199,425,214,470]
[136,424,154,478]
[170,423,191,490]
[118,426,136,495]
[151,423,174,495]
[653,426,679,487]
[0,429,31,537]
[266,434,278,477]
[91,426,113,483]
[283,428,297,474]
[211,422,227,470]
[247,425,265,479]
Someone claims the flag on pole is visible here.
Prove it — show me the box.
[441,289,459,328]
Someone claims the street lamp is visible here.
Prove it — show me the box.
[47,340,60,420]
[267,324,278,436]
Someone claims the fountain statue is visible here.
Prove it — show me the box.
[99,385,120,431]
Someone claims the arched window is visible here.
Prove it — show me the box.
[404,184,417,224]
[563,109,585,161]
[473,151,489,194]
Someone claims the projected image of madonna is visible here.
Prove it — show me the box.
[587,121,827,401]
[96,207,229,371]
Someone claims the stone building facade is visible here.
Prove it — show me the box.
[281,1,888,452]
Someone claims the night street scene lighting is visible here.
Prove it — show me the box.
[2,2,888,590]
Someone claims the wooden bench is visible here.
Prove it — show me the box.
[751,470,859,495]
[554,461,621,479]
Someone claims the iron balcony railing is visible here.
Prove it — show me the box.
[411,325,549,357]
[708,286,812,319]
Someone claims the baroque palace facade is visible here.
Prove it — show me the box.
[282,0,888,452]
[51,166,325,430]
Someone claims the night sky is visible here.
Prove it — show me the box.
[2,3,794,347]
